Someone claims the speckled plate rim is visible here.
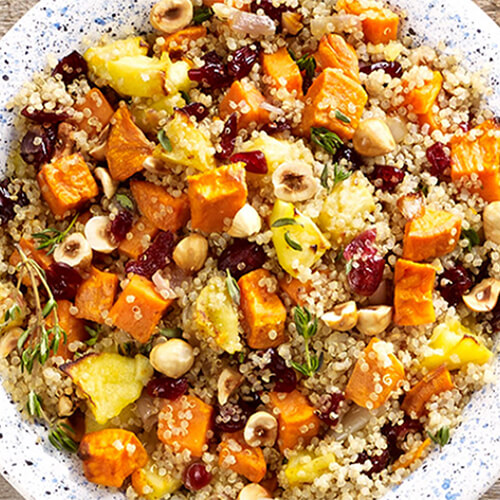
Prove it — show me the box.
[0,0,499,499]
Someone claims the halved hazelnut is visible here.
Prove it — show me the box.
[322,301,358,331]
[150,0,193,34]
[272,161,319,202]
[243,411,278,447]
[462,278,500,312]
[217,367,243,406]
[54,233,93,269]
[356,305,392,336]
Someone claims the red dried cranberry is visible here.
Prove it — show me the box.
[380,416,423,463]
[183,462,212,491]
[250,0,287,22]
[267,348,297,393]
[100,86,121,109]
[359,61,403,79]
[218,240,266,279]
[21,106,70,124]
[188,51,232,89]
[215,113,238,160]
[344,229,377,261]
[0,179,28,226]
[332,144,362,169]
[146,377,188,400]
[458,121,472,133]
[356,449,391,476]
[177,102,209,121]
[316,392,345,426]
[438,264,473,305]
[20,125,57,167]
[426,142,451,179]
[228,46,260,79]
[371,165,405,192]
[109,210,133,244]
[261,120,291,135]
[230,151,268,174]
[214,401,250,433]
[125,231,175,278]
[52,51,88,85]
[46,262,83,300]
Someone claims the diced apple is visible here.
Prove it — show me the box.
[132,462,182,500]
[130,94,186,135]
[284,451,336,486]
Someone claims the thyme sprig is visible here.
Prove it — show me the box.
[290,306,323,377]
[311,127,344,156]
[226,269,241,305]
[320,163,351,192]
[427,426,450,447]
[32,213,78,255]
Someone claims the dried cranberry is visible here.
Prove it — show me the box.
[359,60,403,79]
[344,228,377,261]
[100,86,121,110]
[381,416,423,462]
[52,51,88,85]
[333,144,362,169]
[177,102,209,121]
[20,125,57,167]
[21,106,70,124]
[261,120,291,135]
[125,231,175,278]
[458,121,472,133]
[250,0,287,22]
[214,401,250,433]
[228,46,260,79]
[316,392,345,426]
[183,462,212,491]
[215,113,238,160]
[438,264,473,305]
[0,179,28,226]
[426,142,451,179]
[188,51,232,89]
[46,262,83,300]
[356,449,391,476]
[146,377,188,400]
[230,151,268,174]
[267,349,297,393]
[109,210,133,244]
[371,165,405,192]
[218,240,266,279]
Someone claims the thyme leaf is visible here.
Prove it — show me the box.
[335,109,351,123]
[158,129,173,152]
[48,423,78,453]
[284,231,303,251]
[115,193,134,211]
[291,306,322,377]
[32,213,78,255]
[295,54,317,81]
[427,426,450,447]
[271,218,300,228]
[193,6,214,24]
[333,163,351,186]
[311,127,344,156]
[225,269,241,305]
[84,325,101,347]
[26,390,43,418]
[461,228,480,251]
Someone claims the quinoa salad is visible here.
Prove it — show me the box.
[0,0,499,498]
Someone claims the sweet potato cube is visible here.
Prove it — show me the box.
[314,34,360,82]
[300,68,367,141]
[278,275,313,306]
[106,105,154,181]
[158,395,213,457]
[73,88,114,136]
[118,216,159,259]
[109,275,173,343]
[401,365,454,417]
[451,119,500,202]
[75,267,119,324]
[402,209,462,262]
[219,432,267,482]
[345,337,405,410]
[78,429,148,488]
[418,105,441,132]
[238,269,287,349]
[403,70,443,115]
[46,299,88,360]
[268,390,321,452]
[220,80,271,130]
[37,153,99,217]
[394,259,435,326]
[261,47,303,97]
[130,180,190,233]
[187,163,247,233]
[392,438,431,471]
[9,237,52,270]
[160,26,207,54]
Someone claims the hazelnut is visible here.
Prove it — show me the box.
[227,204,262,238]
[462,278,500,312]
[150,0,193,34]
[84,216,117,254]
[173,234,208,273]
[217,367,243,406]
[238,483,272,500]
[356,306,393,336]
[54,233,93,269]
[322,301,358,331]
[94,166,118,199]
[243,411,278,447]
[272,161,319,202]
[353,118,396,157]
[149,338,195,378]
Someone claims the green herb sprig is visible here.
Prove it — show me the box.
[32,213,78,255]
[158,129,173,152]
[311,127,344,156]
[284,231,303,251]
[290,306,323,377]
[84,325,101,347]
[461,228,480,251]
[271,218,301,228]
[320,163,351,192]
[427,426,450,447]
[115,193,134,211]
[226,269,241,305]
[180,90,191,104]
[193,6,214,24]
[335,110,351,124]
[296,54,317,81]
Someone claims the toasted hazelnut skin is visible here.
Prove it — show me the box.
[353,118,396,157]
[173,234,208,273]
[356,305,393,336]
[272,161,319,202]
[243,411,278,448]
[322,301,358,331]
[149,338,195,378]
[228,204,262,238]
[150,0,193,34]
[462,278,500,313]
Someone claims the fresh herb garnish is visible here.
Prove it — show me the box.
[461,228,480,251]
[1,303,22,332]
[311,127,344,156]
[320,163,351,192]
[193,5,214,24]
[238,351,245,363]
[26,390,43,418]
[320,164,330,190]
[180,90,191,104]
[284,231,303,251]
[84,325,101,347]
[118,341,135,357]
[32,213,78,255]
[115,193,134,211]
[48,423,78,453]
[295,54,317,81]
[290,306,323,377]
[335,109,351,123]
[158,129,173,152]
[159,327,183,338]
[271,218,300,228]
[226,269,241,305]
[427,426,450,447]
[416,181,429,196]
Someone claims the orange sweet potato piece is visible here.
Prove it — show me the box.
[158,394,213,457]
[300,68,367,141]
[402,208,461,262]
[314,34,360,82]
[345,337,405,410]
[160,26,207,53]
[73,88,114,136]
[238,269,287,349]
[401,365,454,417]
[262,47,303,97]
[278,275,313,306]
[392,438,431,471]
[46,299,88,360]
[78,429,148,488]
[75,267,119,324]
[451,119,500,202]
[220,80,271,130]
[187,163,247,233]
[106,105,154,181]
[403,70,443,115]
[37,153,99,217]
[130,180,190,233]
[109,275,173,343]
[268,390,321,452]
[417,106,441,132]
[394,259,436,326]
[118,216,159,259]
[219,432,267,482]
[9,237,52,270]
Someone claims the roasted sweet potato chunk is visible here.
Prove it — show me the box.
[78,429,148,487]
[73,88,114,136]
[278,275,313,306]
[403,70,443,115]
[160,26,207,54]
[118,216,159,259]
[261,47,303,97]
[314,34,360,82]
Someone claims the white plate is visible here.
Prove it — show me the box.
[0,0,499,498]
